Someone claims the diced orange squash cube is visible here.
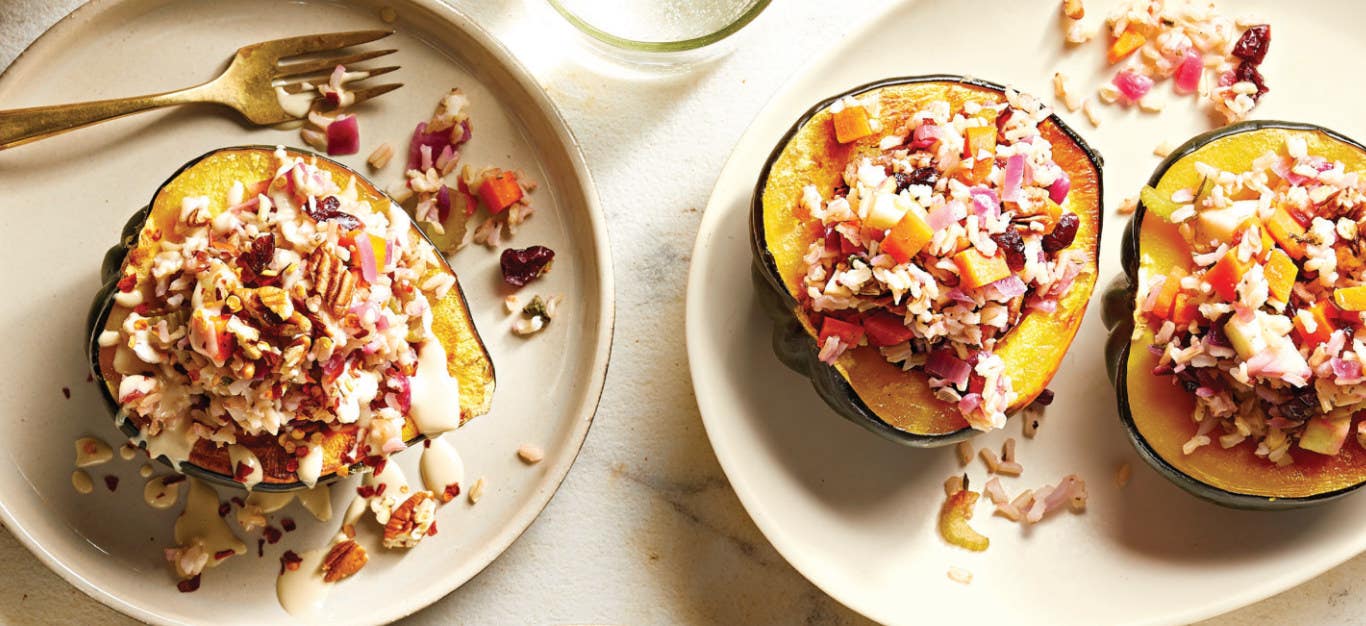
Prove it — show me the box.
[882,211,934,264]
[1265,206,1307,259]
[953,249,1011,289]
[832,105,873,144]
[1171,292,1200,326]
[963,125,997,160]
[1152,268,1185,320]
[1108,29,1147,64]
[369,234,388,269]
[1257,226,1276,262]
[478,170,524,214]
[1333,286,1366,311]
[1293,301,1336,348]
[1264,249,1297,303]
[1204,249,1250,301]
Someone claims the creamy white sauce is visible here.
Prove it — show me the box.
[71,470,93,494]
[297,484,333,522]
[227,444,264,490]
[276,547,329,617]
[364,458,410,494]
[97,330,120,347]
[297,444,324,488]
[420,435,464,497]
[74,437,114,467]
[342,494,369,526]
[139,417,195,468]
[143,475,184,509]
[139,464,154,478]
[408,340,461,435]
[175,478,246,566]
[119,443,138,461]
[245,491,295,514]
[274,87,315,119]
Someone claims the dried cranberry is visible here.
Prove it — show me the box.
[1234,62,1268,100]
[218,502,230,517]
[995,108,1013,133]
[281,517,296,532]
[177,575,201,593]
[990,228,1027,271]
[1042,213,1080,253]
[894,167,939,191]
[1232,25,1270,65]
[103,475,119,492]
[213,549,235,561]
[263,526,282,544]
[500,245,556,287]
[237,234,275,277]
[304,195,361,230]
[1034,389,1055,406]
[61,386,70,399]
[1280,387,1319,421]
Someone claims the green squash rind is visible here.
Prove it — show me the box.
[86,146,495,492]
[1104,120,1366,510]
[751,75,1105,448]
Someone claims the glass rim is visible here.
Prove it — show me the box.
[544,0,772,52]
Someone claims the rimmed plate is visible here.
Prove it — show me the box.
[0,0,612,623]
[687,0,1366,624]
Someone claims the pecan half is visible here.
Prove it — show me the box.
[383,491,432,548]
[256,286,295,321]
[306,247,355,317]
[320,539,367,582]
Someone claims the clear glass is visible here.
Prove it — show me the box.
[544,0,771,70]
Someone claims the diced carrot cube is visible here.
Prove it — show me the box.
[953,249,1011,289]
[478,170,524,215]
[1265,206,1307,259]
[963,125,997,160]
[1107,29,1147,64]
[832,105,873,144]
[1334,286,1366,311]
[1264,249,1297,303]
[1294,301,1336,348]
[1204,249,1249,301]
[1152,268,1185,320]
[1171,292,1200,326]
[882,211,934,264]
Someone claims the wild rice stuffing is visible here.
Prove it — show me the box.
[797,89,1089,431]
[1070,0,1271,124]
[1136,134,1366,464]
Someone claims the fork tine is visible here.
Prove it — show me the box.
[274,49,398,80]
[250,30,393,60]
[276,66,400,91]
[346,83,404,107]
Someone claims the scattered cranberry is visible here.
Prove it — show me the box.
[176,575,201,593]
[500,245,556,287]
[280,550,303,574]
[237,234,275,278]
[1232,25,1271,65]
[263,526,282,545]
[428,520,439,536]
[443,483,461,503]
[304,195,361,230]
[374,483,387,498]
[1234,61,1269,100]
[233,461,255,483]
[990,229,1027,271]
[61,386,70,399]
[281,518,296,532]
[1042,213,1080,253]
[103,476,119,492]
[894,167,939,191]
[213,549,235,561]
[1034,389,1055,406]
[218,502,230,517]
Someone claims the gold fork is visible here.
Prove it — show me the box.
[0,30,402,151]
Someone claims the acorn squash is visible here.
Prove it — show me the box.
[752,75,1104,446]
[1103,121,1366,509]
[86,146,495,491]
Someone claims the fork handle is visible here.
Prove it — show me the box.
[0,86,208,150]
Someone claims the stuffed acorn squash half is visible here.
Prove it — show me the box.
[1104,121,1366,509]
[753,76,1103,447]
[88,146,494,492]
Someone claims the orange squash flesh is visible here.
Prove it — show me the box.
[756,76,1103,441]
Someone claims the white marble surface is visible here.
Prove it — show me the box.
[1,0,1362,624]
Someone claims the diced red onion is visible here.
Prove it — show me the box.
[436,185,452,223]
[910,123,943,150]
[1113,70,1154,102]
[1175,48,1203,93]
[1331,357,1361,381]
[1001,154,1026,202]
[991,275,1027,299]
[407,122,455,170]
[1195,386,1216,398]
[1048,171,1071,204]
[969,186,1000,218]
[927,203,958,230]
[946,289,975,305]
[354,234,379,283]
[1027,296,1058,313]
[325,115,359,156]
[958,393,982,417]
[924,349,971,388]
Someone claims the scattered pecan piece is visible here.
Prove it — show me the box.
[383,491,433,548]
[306,247,356,317]
[320,540,368,582]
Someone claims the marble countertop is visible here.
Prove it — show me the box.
[1,0,1361,624]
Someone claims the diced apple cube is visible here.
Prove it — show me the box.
[1300,414,1351,456]
[865,192,908,230]
[1224,314,1269,361]
[1196,203,1257,244]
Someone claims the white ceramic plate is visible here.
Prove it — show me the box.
[0,0,612,624]
[687,0,1366,624]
